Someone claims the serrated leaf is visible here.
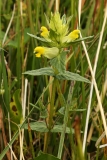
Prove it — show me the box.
[49,29,59,40]
[49,12,68,37]
[51,124,74,133]
[44,13,50,26]
[40,109,48,119]
[23,121,74,134]
[62,14,67,24]
[23,121,48,132]
[71,35,94,43]
[23,67,55,76]
[58,107,86,115]
[56,71,90,83]
[50,51,66,73]
[63,36,94,47]
[34,152,60,160]
[27,33,51,42]
[67,15,73,25]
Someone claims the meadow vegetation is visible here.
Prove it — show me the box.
[0,0,107,160]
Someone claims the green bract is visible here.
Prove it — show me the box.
[26,11,92,82]
[49,12,69,43]
[28,11,93,49]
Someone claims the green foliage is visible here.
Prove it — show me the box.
[10,89,23,130]
[1,0,107,160]
[27,33,49,42]
[7,28,31,48]
[56,71,90,83]
[34,151,60,160]
[23,67,55,76]
[49,12,68,37]
[23,121,74,134]
[49,50,66,73]
[58,106,86,115]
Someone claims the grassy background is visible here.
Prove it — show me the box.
[0,0,107,160]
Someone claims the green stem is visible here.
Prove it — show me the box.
[16,0,21,88]
[57,81,75,159]
[26,0,40,103]
[80,47,86,130]
[43,78,56,152]
[28,122,35,159]
[48,78,56,130]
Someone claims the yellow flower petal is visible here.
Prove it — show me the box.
[68,30,80,41]
[34,46,59,59]
[40,26,49,38]
[34,46,45,57]
[35,53,41,57]
[40,26,48,32]
[62,30,80,43]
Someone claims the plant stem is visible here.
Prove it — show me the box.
[0,79,54,160]
[57,81,75,159]
[43,77,56,152]
[28,122,35,159]
[48,78,56,130]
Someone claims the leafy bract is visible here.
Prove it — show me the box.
[23,67,54,76]
[56,71,90,83]
[62,35,94,47]
[49,50,67,73]
[27,33,50,42]
[49,12,68,37]
[23,67,90,83]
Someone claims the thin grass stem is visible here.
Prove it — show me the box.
[57,81,75,159]
[77,1,107,153]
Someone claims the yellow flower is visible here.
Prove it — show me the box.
[62,29,80,43]
[40,26,49,38]
[34,47,45,57]
[34,46,59,59]
[68,30,80,41]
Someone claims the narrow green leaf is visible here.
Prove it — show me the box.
[44,13,50,26]
[62,35,94,47]
[61,14,67,24]
[58,107,86,115]
[1,50,10,112]
[10,89,23,130]
[56,71,90,83]
[34,152,60,160]
[67,15,73,25]
[23,67,55,76]
[71,35,94,43]
[27,33,51,42]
